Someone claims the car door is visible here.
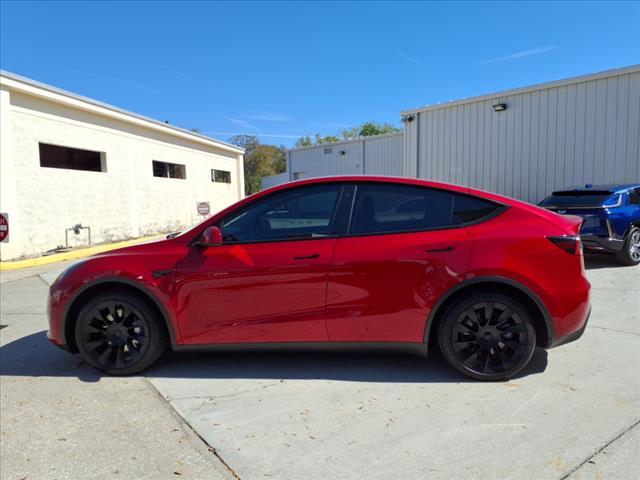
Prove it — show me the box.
[325,183,489,343]
[174,183,347,345]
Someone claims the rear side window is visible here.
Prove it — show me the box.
[350,184,500,235]
[539,190,616,208]
[629,188,640,205]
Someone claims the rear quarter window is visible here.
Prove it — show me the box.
[453,194,502,223]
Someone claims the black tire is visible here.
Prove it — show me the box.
[75,291,168,375]
[616,227,640,266]
[438,293,536,381]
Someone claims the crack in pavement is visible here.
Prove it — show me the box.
[589,325,640,336]
[167,381,284,403]
[143,376,242,480]
[559,418,640,480]
[161,366,322,404]
[1,312,47,315]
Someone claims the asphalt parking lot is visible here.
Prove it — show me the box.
[1,257,638,480]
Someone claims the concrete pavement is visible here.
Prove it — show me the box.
[0,265,233,480]
[1,256,638,479]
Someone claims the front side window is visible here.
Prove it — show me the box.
[39,143,105,172]
[212,169,231,183]
[221,184,342,243]
[153,160,186,179]
[350,184,500,235]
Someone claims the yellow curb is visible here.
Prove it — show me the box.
[0,235,165,271]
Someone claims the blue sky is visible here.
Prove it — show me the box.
[1,1,639,147]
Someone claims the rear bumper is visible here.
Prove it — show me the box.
[581,234,624,253]
[550,306,591,348]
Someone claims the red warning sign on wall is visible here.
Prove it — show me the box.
[0,213,8,243]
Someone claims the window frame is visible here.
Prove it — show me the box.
[214,183,352,246]
[189,181,507,246]
[343,182,507,238]
[152,160,187,180]
[212,169,232,183]
[38,142,106,172]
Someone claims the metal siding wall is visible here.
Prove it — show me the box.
[261,172,289,190]
[362,133,404,175]
[413,70,640,203]
[403,120,418,177]
[289,133,403,178]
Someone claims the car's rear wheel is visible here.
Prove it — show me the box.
[438,293,536,381]
[617,228,640,266]
[75,291,167,375]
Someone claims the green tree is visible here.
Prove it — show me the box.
[357,121,400,137]
[294,135,313,148]
[296,121,401,147]
[228,135,287,195]
[228,134,259,152]
[314,133,341,144]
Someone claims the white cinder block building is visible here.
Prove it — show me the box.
[0,71,245,260]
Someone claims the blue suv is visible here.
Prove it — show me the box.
[540,184,640,265]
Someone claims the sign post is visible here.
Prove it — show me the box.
[0,213,8,243]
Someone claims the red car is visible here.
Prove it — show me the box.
[48,176,591,381]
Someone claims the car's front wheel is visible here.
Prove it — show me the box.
[617,227,640,266]
[438,293,536,381]
[75,291,168,375]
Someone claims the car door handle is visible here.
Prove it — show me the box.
[293,253,320,260]
[425,246,455,253]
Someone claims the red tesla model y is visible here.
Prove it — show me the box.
[48,176,591,380]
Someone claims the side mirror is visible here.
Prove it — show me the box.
[196,226,223,247]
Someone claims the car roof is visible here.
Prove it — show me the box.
[257,175,542,212]
[263,175,471,195]
[552,183,639,194]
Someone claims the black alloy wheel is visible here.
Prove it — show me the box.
[75,292,167,375]
[438,293,536,381]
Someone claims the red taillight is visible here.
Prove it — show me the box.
[547,235,582,255]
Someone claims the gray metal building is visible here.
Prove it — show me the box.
[404,64,639,203]
[262,65,640,203]
[272,132,404,185]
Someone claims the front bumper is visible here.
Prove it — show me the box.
[47,282,70,351]
[581,234,624,253]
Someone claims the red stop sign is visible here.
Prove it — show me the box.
[0,213,8,243]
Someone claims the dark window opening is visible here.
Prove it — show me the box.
[39,143,104,172]
[350,184,500,235]
[221,184,341,243]
[212,169,231,183]
[452,194,501,223]
[153,160,186,179]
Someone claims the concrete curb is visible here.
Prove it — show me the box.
[0,234,164,271]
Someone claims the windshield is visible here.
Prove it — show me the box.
[539,190,619,208]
